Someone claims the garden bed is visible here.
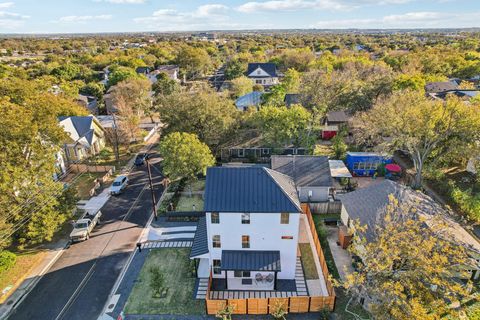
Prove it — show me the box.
[313,215,340,280]
[299,243,319,280]
[124,248,205,315]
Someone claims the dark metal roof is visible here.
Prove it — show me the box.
[284,94,300,107]
[247,63,278,77]
[190,216,209,258]
[221,250,281,271]
[203,167,301,213]
[271,155,333,188]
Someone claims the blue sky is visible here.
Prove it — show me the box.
[0,0,479,33]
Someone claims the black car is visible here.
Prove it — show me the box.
[134,153,149,166]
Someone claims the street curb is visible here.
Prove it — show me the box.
[97,183,167,320]
[0,241,69,320]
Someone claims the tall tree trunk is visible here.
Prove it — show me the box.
[412,151,423,190]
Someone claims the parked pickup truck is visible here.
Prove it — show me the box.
[69,210,102,242]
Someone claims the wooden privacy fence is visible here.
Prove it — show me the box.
[204,204,336,315]
[69,164,115,174]
[206,296,335,315]
[309,200,342,214]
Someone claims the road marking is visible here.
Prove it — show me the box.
[53,179,152,320]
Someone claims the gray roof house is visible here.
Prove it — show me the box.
[338,180,480,280]
[271,155,333,202]
[324,110,349,126]
[190,166,303,288]
[235,91,264,111]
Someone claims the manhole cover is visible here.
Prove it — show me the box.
[108,304,114,309]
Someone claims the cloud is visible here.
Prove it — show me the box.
[57,14,112,23]
[236,0,346,13]
[134,4,232,31]
[94,0,145,3]
[0,2,14,9]
[313,11,480,29]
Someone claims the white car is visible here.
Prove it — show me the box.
[110,175,128,195]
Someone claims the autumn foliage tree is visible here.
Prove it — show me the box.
[344,195,473,320]
[355,91,480,189]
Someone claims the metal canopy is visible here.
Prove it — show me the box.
[221,250,281,272]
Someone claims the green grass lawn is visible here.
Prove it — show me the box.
[186,180,205,192]
[124,248,205,316]
[70,172,105,200]
[93,142,144,168]
[176,194,204,211]
[333,288,371,320]
[313,215,341,280]
[0,250,46,303]
[299,243,319,280]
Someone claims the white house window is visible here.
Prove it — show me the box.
[281,213,290,224]
[211,212,220,224]
[256,80,262,84]
[234,271,251,277]
[213,235,221,248]
[242,235,250,248]
[281,236,293,240]
[238,149,245,157]
[241,213,250,224]
[213,259,221,274]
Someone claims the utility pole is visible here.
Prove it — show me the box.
[111,112,120,163]
[146,159,158,221]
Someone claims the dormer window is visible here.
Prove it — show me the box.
[257,69,261,75]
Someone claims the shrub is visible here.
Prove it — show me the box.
[0,251,17,273]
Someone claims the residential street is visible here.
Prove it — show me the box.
[8,151,164,320]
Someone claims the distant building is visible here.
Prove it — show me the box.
[246,63,279,88]
[284,94,301,108]
[235,91,264,111]
[75,94,98,114]
[58,115,106,163]
[148,65,180,83]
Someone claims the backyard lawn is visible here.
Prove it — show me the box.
[124,248,205,316]
[70,172,105,199]
[176,194,204,211]
[299,243,318,280]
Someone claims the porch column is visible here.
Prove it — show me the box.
[225,270,228,290]
[274,272,278,290]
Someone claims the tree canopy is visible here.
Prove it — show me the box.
[159,132,215,181]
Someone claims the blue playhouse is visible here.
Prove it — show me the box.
[346,152,392,176]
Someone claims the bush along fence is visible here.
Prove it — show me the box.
[204,204,336,315]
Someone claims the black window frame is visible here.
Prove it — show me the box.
[213,259,222,275]
[241,213,250,224]
[212,235,221,248]
[211,212,220,224]
[280,212,290,224]
[242,235,250,248]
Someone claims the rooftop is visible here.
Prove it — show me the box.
[203,166,301,213]
[221,250,281,272]
[271,155,333,188]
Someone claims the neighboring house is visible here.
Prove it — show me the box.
[235,91,264,111]
[246,63,279,88]
[221,146,307,162]
[135,66,151,76]
[190,166,302,290]
[150,65,180,82]
[345,152,391,177]
[337,180,480,281]
[324,110,349,128]
[59,115,106,163]
[431,89,480,101]
[75,94,98,114]
[425,81,458,94]
[53,150,67,180]
[284,93,300,108]
[271,155,333,202]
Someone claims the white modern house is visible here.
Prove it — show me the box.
[190,166,302,291]
[246,63,279,88]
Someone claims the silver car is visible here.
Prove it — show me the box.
[110,175,128,195]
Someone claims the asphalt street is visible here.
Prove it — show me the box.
[9,152,164,320]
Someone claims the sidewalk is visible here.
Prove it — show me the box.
[0,132,161,320]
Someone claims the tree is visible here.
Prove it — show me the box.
[344,195,473,320]
[152,72,179,96]
[155,89,237,149]
[80,82,105,101]
[107,65,144,87]
[149,266,165,298]
[224,59,246,80]
[331,132,348,160]
[175,46,211,80]
[159,132,215,182]
[229,76,253,98]
[109,78,152,116]
[253,105,312,148]
[355,91,480,189]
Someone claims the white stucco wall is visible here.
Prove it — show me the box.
[298,186,330,202]
[206,211,300,280]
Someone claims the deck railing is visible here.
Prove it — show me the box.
[204,204,336,315]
